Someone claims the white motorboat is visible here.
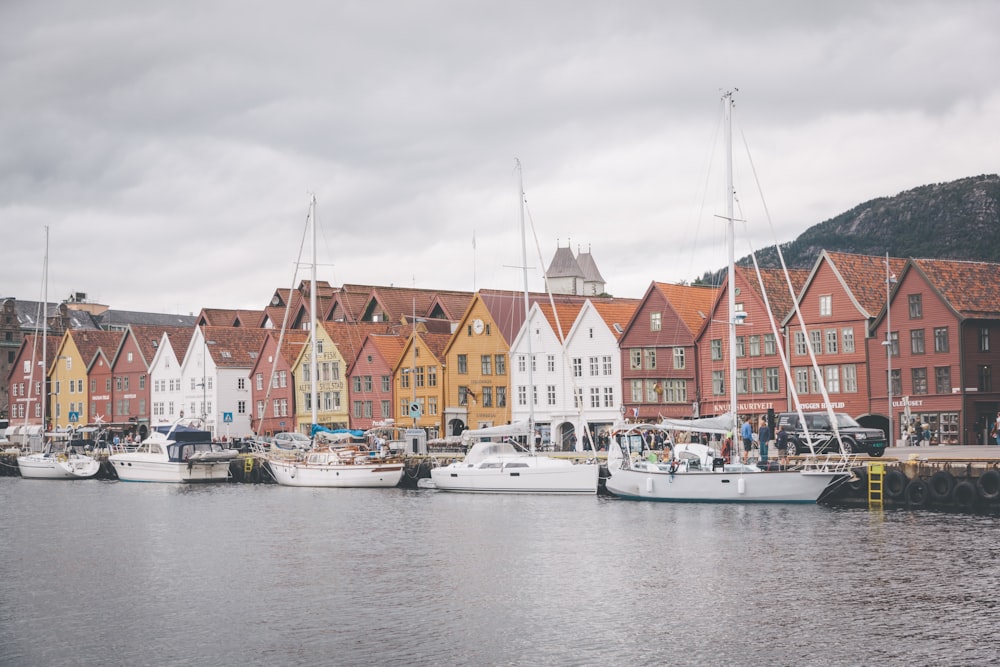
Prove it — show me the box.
[428,162,599,495]
[430,432,598,494]
[17,435,100,480]
[109,421,236,483]
[605,92,849,504]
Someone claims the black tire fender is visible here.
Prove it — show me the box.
[928,470,955,501]
[848,466,868,494]
[884,469,907,499]
[976,468,1000,500]
[951,480,977,508]
[904,479,930,507]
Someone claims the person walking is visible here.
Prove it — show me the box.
[775,424,790,469]
[740,415,754,464]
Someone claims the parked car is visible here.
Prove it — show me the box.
[271,431,312,451]
[775,411,887,457]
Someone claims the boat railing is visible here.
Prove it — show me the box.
[799,452,860,473]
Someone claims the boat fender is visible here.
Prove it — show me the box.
[645,477,653,493]
[884,469,907,500]
[848,467,868,494]
[928,470,955,501]
[737,477,746,494]
[904,479,929,508]
[976,469,1000,501]
[951,480,977,509]
[251,464,262,484]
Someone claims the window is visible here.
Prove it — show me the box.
[547,355,555,373]
[381,400,390,417]
[810,330,822,355]
[496,387,506,407]
[590,387,601,408]
[573,358,583,377]
[825,366,840,393]
[457,354,468,374]
[547,385,556,405]
[428,397,438,415]
[735,369,748,394]
[518,355,526,372]
[382,375,391,392]
[842,365,858,393]
[364,401,373,418]
[428,366,438,386]
[934,327,949,353]
[935,366,951,394]
[400,372,410,389]
[673,348,685,369]
[911,329,925,355]
[495,356,506,376]
[889,369,902,397]
[750,368,764,393]
[629,350,642,370]
[602,356,612,375]
[842,328,855,354]
[481,386,493,407]
[825,330,838,354]
[819,295,832,316]
[644,348,656,369]
[517,386,526,406]
[603,387,614,407]
[237,378,246,391]
[645,380,659,403]
[981,328,991,353]
[256,373,263,391]
[735,336,745,358]
[481,355,492,375]
[631,379,643,402]
[711,339,723,361]
[978,365,992,392]
[459,386,470,406]
[889,331,899,357]
[763,334,777,356]
[663,379,686,403]
[908,294,923,318]
[650,312,661,331]
[748,336,760,357]
[237,400,246,414]
[589,357,599,376]
[912,368,928,395]
[765,367,780,393]
[794,332,807,356]
[363,376,373,392]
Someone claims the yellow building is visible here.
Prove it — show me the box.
[394,328,452,437]
[49,329,124,429]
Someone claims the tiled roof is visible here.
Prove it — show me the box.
[320,321,402,368]
[536,302,585,341]
[98,309,197,329]
[738,266,810,322]
[127,324,192,367]
[365,333,406,368]
[166,328,195,364]
[911,258,1000,318]
[824,251,907,317]
[653,282,719,335]
[416,332,452,362]
[70,330,125,368]
[590,299,641,340]
[479,289,590,344]
[202,326,269,369]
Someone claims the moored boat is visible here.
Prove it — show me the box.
[108,420,236,483]
[17,433,100,480]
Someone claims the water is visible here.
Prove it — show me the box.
[1,479,998,666]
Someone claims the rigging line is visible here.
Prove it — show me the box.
[737,127,843,454]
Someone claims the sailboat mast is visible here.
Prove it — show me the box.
[309,194,318,431]
[516,159,535,452]
[42,226,48,432]
[724,91,738,454]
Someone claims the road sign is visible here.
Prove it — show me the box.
[408,402,422,419]
[68,411,79,423]
[223,412,233,423]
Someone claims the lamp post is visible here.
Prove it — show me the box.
[882,253,896,446]
[202,336,217,434]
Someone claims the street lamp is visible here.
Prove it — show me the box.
[882,253,897,445]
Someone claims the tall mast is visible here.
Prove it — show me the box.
[724,91,738,453]
[516,159,535,452]
[309,194,318,431]
[42,226,48,431]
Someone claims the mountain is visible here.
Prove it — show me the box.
[731,173,1000,274]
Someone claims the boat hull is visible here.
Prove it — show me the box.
[109,456,232,483]
[17,454,100,480]
[268,459,405,488]
[605,468,843,503]
[430,462,599,494]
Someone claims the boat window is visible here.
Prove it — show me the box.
[504,462,529,468]
[479,462,503,469]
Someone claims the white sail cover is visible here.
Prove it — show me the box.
[659,412,736,435]
[461,421,532,440]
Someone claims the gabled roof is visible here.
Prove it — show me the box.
[5,299,100,332]
[819,251,908,318]
[97,309,197,330]
[359,333,406,372]
[202,326,269,369]
[68,330,125,369]
[6,333,61,383]
[126,324,193,368]
[165,328,195,364]
[546,246,582,278]
[589,299,641,340]
[738,266,810,323]
[536,302,585,342]
[320,321,404,368]
[576,250,605,283]
[909,258,1000,318]
[652,282,719,336]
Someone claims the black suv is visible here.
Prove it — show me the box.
[775,412,887,457]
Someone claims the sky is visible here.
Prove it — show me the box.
[3,1,999,316]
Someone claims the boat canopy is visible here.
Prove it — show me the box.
[659,412,736,435]
[464,441,524,465]
[461,421,531,441]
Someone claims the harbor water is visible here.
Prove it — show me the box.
[1,479,998,666]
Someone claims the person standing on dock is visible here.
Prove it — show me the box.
[775,424,789,469]
[740,415,753,464]
[758,417,771,465]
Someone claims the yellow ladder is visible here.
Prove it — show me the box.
[868,463,885,509]
[244,456,254,474]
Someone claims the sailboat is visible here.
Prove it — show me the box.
[605,92,849,503]
[429,161,599,494]
[266,195,405,488]
[17,227,100,480]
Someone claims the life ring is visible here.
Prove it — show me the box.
[976,469,1000,500]
[928,470,955,502]
[951,480,977,509]
[847,467,868,494]
[904,479,930,508]
[884,469,907,499]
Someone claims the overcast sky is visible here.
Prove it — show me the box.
[3,1,998,316]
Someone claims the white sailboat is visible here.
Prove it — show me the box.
[605,92,849,503]
[17,227,100,481]
[267,195,405,488]
[429,160,599,494]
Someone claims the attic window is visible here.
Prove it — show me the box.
[249,352,258,359]
[221,351,232,359]
[613,323,623,334]
[152,341,158,348]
